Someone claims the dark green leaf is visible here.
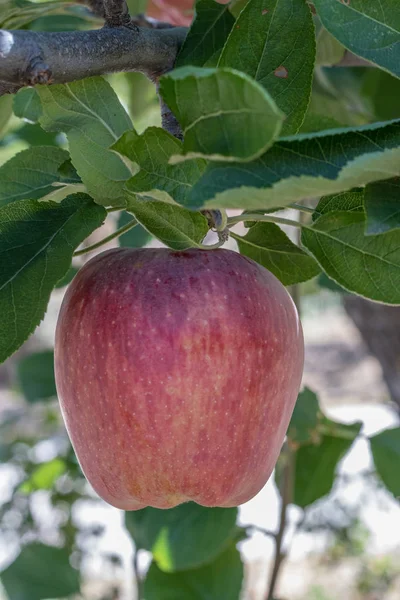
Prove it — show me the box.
[0,147,70,207]
[16,350,56,403]
[294,424,361,507]
[370,427,400,498]
[176,0,235,68]
[126,197,208,250]
[13,88,42,122]
[317,272,348,294]
[302,211,400,305]
[189,121,400,210]
[218,0,315,135]
[0,194,106,363]
[14,123,59,147]
[126,503,238,572]
[364,179,400,235]
[19,458,66,493]
[144,544,243,599]
[112,128,206,205]
[37,77,132,206]
[287,387,323,446]
[313,0,400,79]
[118,211,152,247]
[159,66,284,162]
[0,543,79,600]
[313,189,365,221]
[232,222,320,285]
[55,265,79,288]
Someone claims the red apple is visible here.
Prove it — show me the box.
[55,248,303,510]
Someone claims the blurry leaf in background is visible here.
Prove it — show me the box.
[233,222,321,286]
[144,543,243,599]
[364,179,400,235]
[176,0,234,68]
[0,544,80,600]
[12,124,61,147]
[370,427,400,498]
[316,26,345,67]
[127,0,148,14]
[0,147,70,207]
[118,210,152,247]
[0,96,14,136]
[159,67,284,163]
[287,387,323,447]
[13,88,42,123]
[0,195,106,364]
[55,265,79,288]
[361,68,400,121]
[19,458,66,493]
[293,422,361,508]
[126,503,238,572]
[313,0,400,79]
[317,272,348,295]
[0,0,73,29]
[16,350,56,403]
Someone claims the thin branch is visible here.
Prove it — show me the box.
[73,217,137,255]
[0,26,187,95]
[102,0,131,28]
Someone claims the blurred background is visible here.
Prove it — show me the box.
[1,2,400,598]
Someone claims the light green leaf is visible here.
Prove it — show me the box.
[0,147,70,207]
[0,194,106,364]
[370,427,400,498]
[159,66,284,162]
[0,544,79,600]
[112,128,206,205]
[126,197,208,250]
[176,0,235,68]
[293,423,361,508]
[0,0,72,29]
[19,458,66,493]
[13,88,42,122]
[313,0,400,79]
[37,77,132,206]
[218,0,315,135]
[364,179,400,235]
[16,350,56,403]
[0,95,14,135]
[287,387,323,446]
[232,222,320,285]
[118,210,152,247]
[126,504,238,572]
[313,189,365,221]
[302,211,400,305]
[316,26,346,66]
[144,544,243,599]
[189,121,400,210]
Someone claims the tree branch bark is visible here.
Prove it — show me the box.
[0,26,187,95]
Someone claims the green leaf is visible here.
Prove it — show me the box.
[19,458,66,493]
[293,423,361,507]
[0,543,79,600]
[364,179,400,235]
[55,265,79,288]
[112,128,206,205]
[126,504,238,572]
[302,211,400,305]
[287,387,323,447]
[159,66,284,162]
[361,68,400,121]
[189,121,400,210]
[16,350,56,403]
[118,211,152,247]
[0,0,72,29]
[218,0,315,135]
[126,197,208,250]
[313,189,365,221]
[13,88,42,122]
[0,194,106,364]
[316,26,346,66]
[232,222,320,285]
[37,77,132,206]
[370,427,400,498]
[0,95,14,136]
[176,0,235,68]
[317,272,348,294]
[144,544,243,599]
[313,0,400,79]
[0,147,70,207]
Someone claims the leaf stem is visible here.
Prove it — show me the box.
[291,203,314,214]
[73,218,138,256]
[227,214,303,229]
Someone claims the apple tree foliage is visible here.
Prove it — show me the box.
[0,0,400,598]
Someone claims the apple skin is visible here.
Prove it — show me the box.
[55,248,303,510]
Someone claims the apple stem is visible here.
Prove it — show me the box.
[73,218,138,256]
